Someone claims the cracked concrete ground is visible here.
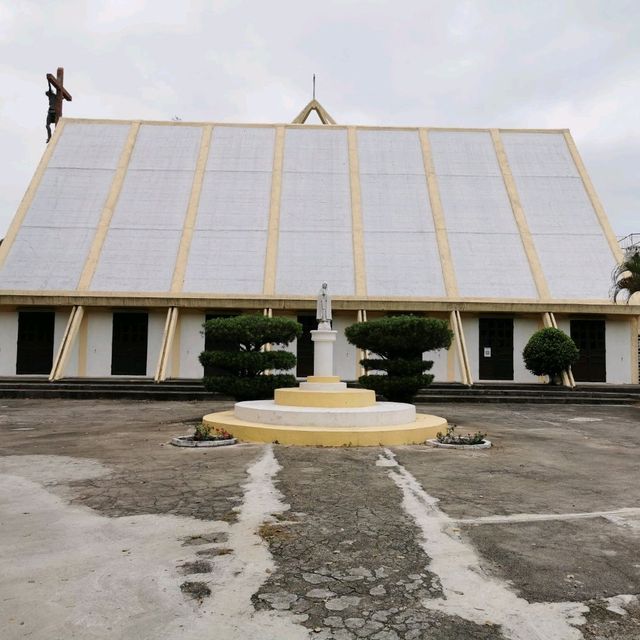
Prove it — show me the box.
[0,399,638,639]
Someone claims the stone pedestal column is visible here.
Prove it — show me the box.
[310,329,337,378]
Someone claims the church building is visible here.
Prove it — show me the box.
[0,100,637,385]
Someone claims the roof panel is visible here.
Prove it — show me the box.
[207,126,275,172]
[0,226,98,290]
[429,131,501,176]
[183,230,267,294]
[129,124,203,171]
[501,132,579,177]
[357,129,445,297]
[358,130,425,175]
[90,229,181,292]
[49,123,129,169]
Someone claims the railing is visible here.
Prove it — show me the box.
[619,233,640,252]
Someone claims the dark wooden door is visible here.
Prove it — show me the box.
[111,312,148,375]
[479,318,514,380]
[16,311,55,374]
[296,316,316,377]
[570,319,606,382]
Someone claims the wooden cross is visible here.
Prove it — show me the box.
[46,67,72,123]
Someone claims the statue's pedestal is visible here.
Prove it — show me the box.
[310,329,337,378]
[201,319,447,446]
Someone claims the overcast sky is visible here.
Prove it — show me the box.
[0,0,638,238]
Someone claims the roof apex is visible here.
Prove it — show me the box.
[291,99,336,125]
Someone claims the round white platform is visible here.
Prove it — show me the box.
[234,399,416,428]
[203,410,447,446]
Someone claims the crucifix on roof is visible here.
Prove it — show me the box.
[45,67,72,143]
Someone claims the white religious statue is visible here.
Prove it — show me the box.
[316,281,332,330]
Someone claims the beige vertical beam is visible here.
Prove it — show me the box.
[263,126,286,295]
[77,122,140,289]
[78,310,88,377]
[0,120,66,269]
[171,125,213,292]
[631,316,639,385]
[563,130,624,263]
[171,312,182,378]
[161,308,179,381]
[155,307,178,382]
[491,129,551,300]
[154,308,173,382]
[447,320,463,382]
[419,129,458,297]
[50,305,84,381]
[451,310,473,385]
[347,127,367,296]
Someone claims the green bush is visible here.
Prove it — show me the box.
[522,327,579,382]
[345,315,453,403]
[200,315,302,400]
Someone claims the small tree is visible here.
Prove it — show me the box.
[345,315,453,403]
[522,327,579,384]
[200,315,302,400]
[612,250,640,303]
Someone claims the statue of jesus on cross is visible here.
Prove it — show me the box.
[45,67,72,143]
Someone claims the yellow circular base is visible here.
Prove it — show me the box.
[275,387,376,408]
[202,411,447,447]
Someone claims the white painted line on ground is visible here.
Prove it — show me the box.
[203,445,310,640]
[454,507,640,526]
[380,448,588,640]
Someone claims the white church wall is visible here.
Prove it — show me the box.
[461,316,480,381]
[605,319,632,384]
[422,313,451,383]
[146,312,166,378]
[0,312,18,375]
[425,347,448,382]
[84,311,113,377]
[513,318,540,382]
[178,311,206,379]
[53,310,71,376]
[332,313,358,381]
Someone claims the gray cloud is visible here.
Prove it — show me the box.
[0,0,637,237]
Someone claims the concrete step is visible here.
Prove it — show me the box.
[0,378,637,405]
[417,389,636,400]
[414,394,636,405]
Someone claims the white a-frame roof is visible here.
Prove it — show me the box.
[0,117,624,305]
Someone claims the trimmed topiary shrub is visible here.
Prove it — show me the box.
[345,315,453,403]
[200,315,302,400]
[522,327,579,383]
